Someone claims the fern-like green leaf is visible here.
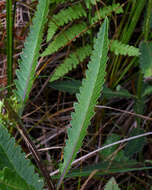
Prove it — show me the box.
[0,123,44,190]
[14,0,49,114]
[91,3,123,24]
[47,3,86,42]
[50,44,92,82]
[110,40,140,56]
[104,177,120,190]
[41,22,89,57]
[0,167,34,190]
[57,18,109,189]
[139,41,152,78]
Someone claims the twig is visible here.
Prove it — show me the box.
[50,132,152,177]
[26,146,62,158]
[95,105,152,121]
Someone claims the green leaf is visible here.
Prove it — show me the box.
[57,18,109,189]
[0,123,44,190]
[142,84,152,97]
[50,44,92,82]
[124,128,147,157]
[49,79,81,94]
[134,97,145,117]
[91,4,123,24]
[110,40,140,56]
[49,81,134,100]
[104,177,120,190]
[100,134,121,158]
[14,0,50,114]
[41,22,89,57]
[47,2,86,42]
[53,161,152,178]
[139,41,152,78]
[100,133,129,162]
[85,0,102,8]
[102,86,134,99]
[0,168,34,190]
